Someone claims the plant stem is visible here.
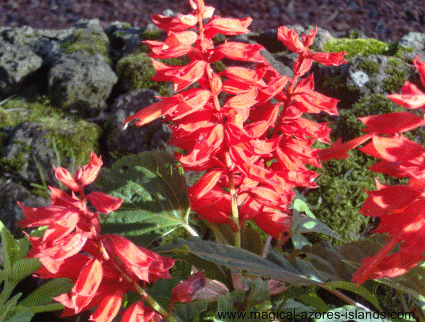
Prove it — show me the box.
[261,235,273,259]
[323,286,372,312]
[184,224,200,237]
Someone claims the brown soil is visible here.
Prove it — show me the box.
[1,0,424,42]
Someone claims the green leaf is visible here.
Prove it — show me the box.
[10,258,41,282]
[293,199,317,219]
[322,281,382,311]
[214,281,271,322]
[156,238,322,285]
[96,151,192,247]
[274,298,317,320]
[165,301,208,322]
[4,310,34,322]
[0,293,21,322]
[0,220,20,271]
[18,278,72,307]
[292,234,312,250]
[291,200,343,241]
[315,305,395,322]
[278,286,328,313]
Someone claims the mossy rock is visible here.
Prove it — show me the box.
[0,95,101,181]
[0,95,65,129]
[322,38,413,61]
[60,28,112,65]
[116,51,192,96]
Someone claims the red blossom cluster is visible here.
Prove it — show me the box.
[123,0,347,240]
[319,56,425,285]
[18,152,176,322]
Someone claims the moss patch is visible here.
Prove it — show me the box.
[382,57,409,93]
[323,38,413,61]
[358,59,380,77]
[60,28,112,65]
[0,95,101,171]
[305,94,410,245]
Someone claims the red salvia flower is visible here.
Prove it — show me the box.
[123,4,347,242]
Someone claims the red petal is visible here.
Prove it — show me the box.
[101,235,154,282]
[203,16,252,38]
[54,166,80,191]
[86,192,123,214]
[75,152,103,187]
[359,112,425,135]
[90,289,124,322]
[73,258,102,297]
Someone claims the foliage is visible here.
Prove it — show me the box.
[0,221,70,322]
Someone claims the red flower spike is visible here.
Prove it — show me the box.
[413,55,425,87]
[171,271,206,303]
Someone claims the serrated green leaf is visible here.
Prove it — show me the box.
[157,238,322,285]
[96,151,192,247]
[18,278,72,307]
[10,258,41,282]
[0,220,19,271]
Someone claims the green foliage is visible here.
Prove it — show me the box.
[156,237,323,286]
[0,220,70,321]
[95,151,192,248]
[60,28,112,65]
[214,278,271,321]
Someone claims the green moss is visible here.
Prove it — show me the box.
[0,95,65,129]
[305,94,411,245]
[142,26,164,41]
[381,57,408,93]
[0,95,101,172]
[347,29,360,39]
[40,117,101,169]
[321,75,346,92]
[358,59,380,77]
[116,52,172,96]
[60,28,112,65]
[323,38,413,61]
